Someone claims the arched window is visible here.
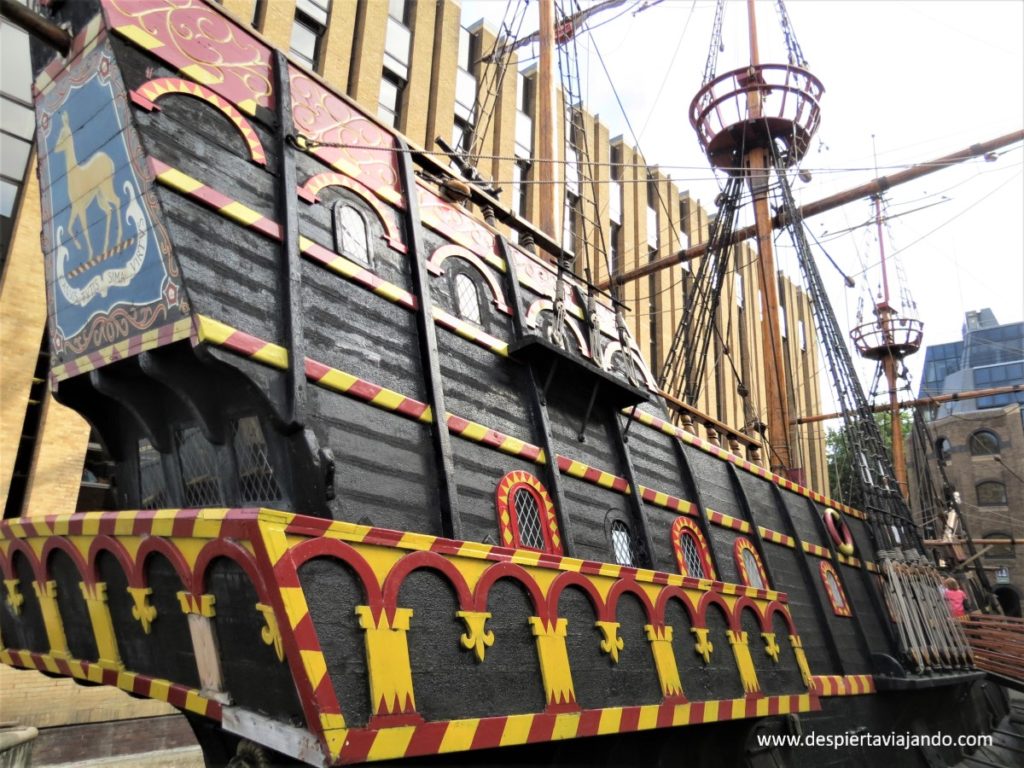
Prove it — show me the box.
[935,437,952,462]
[976,481,1008,506]
[969,430,1000,456]
[983,531,1015,559]
[609,518,638,567]
[671,517,716,580]
[333,202,370,266]
[819,561,852,617]
[453,271,482,324]
[734,537,769,590]
[495,471,562,554]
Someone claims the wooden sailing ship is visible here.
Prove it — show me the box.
[1,0,1020,765]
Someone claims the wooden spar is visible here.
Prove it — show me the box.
[536,0,558,239]
[743,0,793,475]
[598,128,1024,290]
[0,0,70,54]
[794,382,1024,425]
[482,0,633,61]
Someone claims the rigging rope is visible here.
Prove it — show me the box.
[701,0,727,86]
[772,0,808,67]
[658,175,745,406]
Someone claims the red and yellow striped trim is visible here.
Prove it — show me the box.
[150,158,281,237]
[801,541,832,560]
[555,457,628,493]
[2,508,232,542]
[52,317,194,382]
[754,526,875,572]
[638,488,695,516]
[276,514,786,600]
[194,317,690,517]
[758,527,796,548]
[836,552,870,570]
[195,315,432,423]
[0,648,220,718]
[810,675,875,697]
[627,409,869,523]
[0,508,786,602]
[336,693,817,763]
[706,509,752,534]
[151,161,509,358]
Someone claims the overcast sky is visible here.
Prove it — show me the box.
[462,0,1024,419]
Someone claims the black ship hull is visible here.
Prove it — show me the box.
[0,1,1005,765]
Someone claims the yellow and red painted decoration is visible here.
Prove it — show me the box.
[819,561,853,618]
[131,78,266,165]
[494,471,563,554]
[2,508,819,764]
[670,518,716,581]
[98,0,872,536]
[810,675,875,697]
[187,313,881,578]
[734,538,770,590]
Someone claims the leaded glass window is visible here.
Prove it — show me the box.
[335,203,370,265]
[233,416,281,503]
[680,532,706,578]
[742,548,765,589]
[611,520,636,567]
[513,487,543,550]
[176,426,223,506]
[454,272,482,324]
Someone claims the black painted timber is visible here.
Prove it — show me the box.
[725,462,777,587]
[769,482,846,673]
[805,495,895,660]
[507,334,650,411]
[661,414,724,579]
[496,234,575,556]
[396,139,462,540]
[610,411,657,568]
[273,51,306,426]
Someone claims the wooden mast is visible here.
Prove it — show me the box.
[873,195,910,498]
[745,0,795,476]
[536,0,558,239]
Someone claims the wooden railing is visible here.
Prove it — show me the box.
[960,614,1024,688]
[660,390,764,465]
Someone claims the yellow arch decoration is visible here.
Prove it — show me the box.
[131,77,266,166]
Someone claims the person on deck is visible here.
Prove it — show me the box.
[943,577,969,618]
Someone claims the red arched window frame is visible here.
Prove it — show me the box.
[734,537,769,590]
[820,561,852,617]
[495,471,563,554]
[671,517,716,580]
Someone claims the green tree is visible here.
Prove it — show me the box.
[826,410,911,509]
